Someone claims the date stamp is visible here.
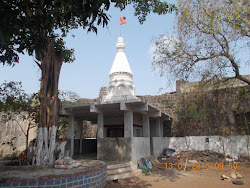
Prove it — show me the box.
[165,162,238,170]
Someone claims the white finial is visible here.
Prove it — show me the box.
[116,37,125,52]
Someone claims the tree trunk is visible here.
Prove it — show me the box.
[35,42,63,165]
[25,123,30,156]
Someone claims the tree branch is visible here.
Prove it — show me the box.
[225,54,250,85]
[14,117,27,137]
[35,60,42,70]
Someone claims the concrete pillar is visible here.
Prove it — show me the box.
[156,118,161,137]
[142,115,150,137]
[124,111,133,137]
[76,120,83,153]
[97,113,104,138]
[68,115,75,158]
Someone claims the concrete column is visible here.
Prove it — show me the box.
[124,111,133,137]
[156,118,161,137]
[68,115,75,158]
[76,120,83,153]
[142,115,150,137]
[97,113,104,138]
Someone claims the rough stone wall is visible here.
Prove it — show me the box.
[173,86,250,136]
[0,113,37,157]
[137,93,178,117]
[82,121,97,138]
[176,75,250,94]
[77,98,97,104]
[97,87,107,102]
[172,77,250,137]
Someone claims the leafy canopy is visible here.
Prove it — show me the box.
[0,0,177,66]
[153,0,249,85]
[0,81,39,123]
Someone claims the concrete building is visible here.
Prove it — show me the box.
[62,37,171,164]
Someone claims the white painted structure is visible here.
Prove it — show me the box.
[62,37,171,162]
[152,136,250,159]
[102,37,138,103]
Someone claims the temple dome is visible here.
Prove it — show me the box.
[109,37,133,76]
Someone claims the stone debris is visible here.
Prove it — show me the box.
[231,171,242,179]
[188,160,198,163]
[232,180,244,185]
[221,175,231,181]
[54,157,81,169]
[159,150,226,163]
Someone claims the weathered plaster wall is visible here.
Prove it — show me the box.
[97,137,131,162]
[131,137,150,164]
[152,136,250,158]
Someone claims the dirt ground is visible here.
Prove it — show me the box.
[105,162,250,188]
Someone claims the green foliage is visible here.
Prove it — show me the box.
[0,0,177,66]
[237,86,250,100]
[177,103,208,121]
[0,81,39,124]
[59,90,81,105]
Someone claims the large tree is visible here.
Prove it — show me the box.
[153,0,250,85]
[0,0,176,165]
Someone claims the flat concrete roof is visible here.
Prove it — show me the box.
[61,100,171,122]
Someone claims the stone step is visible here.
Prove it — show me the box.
[107,161,132,170]
[107,165,137,174]
[107,169,142,180]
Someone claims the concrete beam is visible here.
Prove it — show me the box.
[120,102,148,112]
[124,111,133,137]
[62,108,72,116]
[97,113,104,138]
[149,111,161,117]
[90,104,102,113]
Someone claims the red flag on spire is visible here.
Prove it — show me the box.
[120,16,127,25]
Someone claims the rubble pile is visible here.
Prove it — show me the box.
[174,150,225,163]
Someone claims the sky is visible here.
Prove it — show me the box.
[0,3,178,99]
[1,1,249,99]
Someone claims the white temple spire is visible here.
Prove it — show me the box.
[109,37,133,76]
[102,37,139,103]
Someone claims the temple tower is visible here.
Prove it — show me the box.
[102,37,139,103]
